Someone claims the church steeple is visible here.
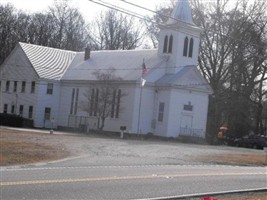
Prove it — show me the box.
[158,0,201,74]
[167,0,195,25]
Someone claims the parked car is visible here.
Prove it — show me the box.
[234,135,267,149]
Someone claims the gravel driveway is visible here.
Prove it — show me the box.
[3,127,266,166]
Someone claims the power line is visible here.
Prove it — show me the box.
[0,79,210,93]
[90,0,267,50]
[120,0,196,27]
[88,0,153,23]
[120,0,267,50]
[0,60,196,72]
[88,0,200,38]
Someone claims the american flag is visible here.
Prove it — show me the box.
[142,62,148,76]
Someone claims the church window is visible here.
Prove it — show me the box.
[111,89,121,118]
[70,88,75,115]
[183,37,188,56]
[5,81,10,92]
[14,81,17,92]
[4,104,8,113]
[89,88,99,117]
[89,89,95,116]
[47,83,53,94]
[115,89,121,118]
[158,102,165,122]
[90,88,99,117]
[163,35,168,53]
[11,105,15,114]
[28,106,33,119]
[19,105,24,116]
[74,88,79,115]
[111,90,116,118]
[94,88,99,116]
[44,107,51,120]
[21,81,26,93]
[168,35,173,53]
[189,38,194,57]
[31,81,35,93]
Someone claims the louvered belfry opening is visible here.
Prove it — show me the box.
[84,46,91,60]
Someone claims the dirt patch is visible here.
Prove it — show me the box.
[0,129,70,166]
[196,153,267,166]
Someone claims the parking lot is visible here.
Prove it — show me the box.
[2,127,266,167]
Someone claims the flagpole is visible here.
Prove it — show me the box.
[137,59,146,136]
[137,77,143,136]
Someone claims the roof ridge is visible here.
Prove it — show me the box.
[19,42,77,54]
[79,48,158,53]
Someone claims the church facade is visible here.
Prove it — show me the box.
[0,0,212,138]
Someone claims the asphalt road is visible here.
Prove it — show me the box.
[1,164,266,199]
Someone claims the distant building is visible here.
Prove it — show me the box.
[0,0,212,138]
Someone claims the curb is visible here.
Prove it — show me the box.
[135,188,267,200]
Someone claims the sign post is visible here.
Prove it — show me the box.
[50,117,54,134]
[120,126,126,139]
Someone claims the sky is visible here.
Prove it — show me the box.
[0,0,259,23]
[0,0,166,21]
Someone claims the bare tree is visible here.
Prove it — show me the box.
[142,2,174,48]
[89,9,144,50]
[26,13,55,46]
[48,0,89,51]
[81,69,127,130]
[191,0,267,138]
[0,1,91,65]
[0,4,19,64]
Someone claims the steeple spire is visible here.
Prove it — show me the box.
[168,0,194,25]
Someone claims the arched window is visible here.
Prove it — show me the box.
[189,38,194,57]
[163,35,168,53]
[183,37,188,56]
[168,35,173,53]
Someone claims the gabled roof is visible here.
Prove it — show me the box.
[18,42,165,82]
[156,66,192,84]
[62,49,164,81]
[156,65,213,93]
[19,42,76,80]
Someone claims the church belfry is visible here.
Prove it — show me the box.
[158,0,201,74]
[163,34,173,54]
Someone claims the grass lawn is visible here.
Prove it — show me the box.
[0,129,70,166]
[197,153,267,166]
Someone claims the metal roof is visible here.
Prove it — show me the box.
[156,66,194,84]
[20,42,77,80]
[62,49,164,81]
[19,43,165,82]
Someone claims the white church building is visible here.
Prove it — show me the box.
[0,0,212,138]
